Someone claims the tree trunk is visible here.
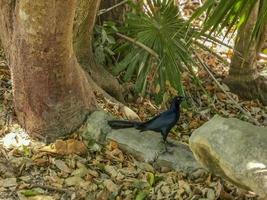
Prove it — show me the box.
[73,0,125,102]
[0,0,97,142]
[225,1,267,105]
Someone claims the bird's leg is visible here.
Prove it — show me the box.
[162,133,177,147]
[164,139,177,147]
[158,140,174,154]
[159,134,174,154]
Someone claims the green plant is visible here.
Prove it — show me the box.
[114,0,197,102]
[190,0,267,43]
[113,0,225,103]
[93,21,118,65]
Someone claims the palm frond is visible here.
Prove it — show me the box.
[190,0,267,42]
[112,0,237,102]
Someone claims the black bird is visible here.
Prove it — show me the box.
[108,96,185,152]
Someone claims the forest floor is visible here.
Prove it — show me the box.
[0,44,267,200]
[1,1,267,200]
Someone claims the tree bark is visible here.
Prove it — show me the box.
[0,0,96,141]
[225,1,267,105]
[73,0,125,102]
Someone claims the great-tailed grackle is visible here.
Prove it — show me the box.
[108,96,184,152]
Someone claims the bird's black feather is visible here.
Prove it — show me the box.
[108,96,184,143]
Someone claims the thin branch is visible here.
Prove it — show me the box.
[97,0,129,16]
[194,53,260,126]
[116,32,159,60]
[29,184,72,193]
[194,40,229,65]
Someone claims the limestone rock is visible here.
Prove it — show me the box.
[83,110,112,143]
[84,110,201,173]
[189,115,267,198]
[107,128,201,173]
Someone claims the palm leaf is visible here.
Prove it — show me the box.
[190,0,267,42]
[112,0,236,102]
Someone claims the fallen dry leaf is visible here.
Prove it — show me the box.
[106,140,119,151]
[54,139,87,155]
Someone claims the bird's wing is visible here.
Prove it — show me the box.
[138,111,177,131]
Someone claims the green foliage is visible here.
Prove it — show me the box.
[113,0,201,102]
[20,189,42,197]
[146,172,155,187]
[93,21,118,65]
[190,0,267,42]
[135,190,149,200]
[94,0,230,103]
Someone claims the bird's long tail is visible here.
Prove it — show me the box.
[108,120,142,129]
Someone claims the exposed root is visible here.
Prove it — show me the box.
[86,74,140,120]
[224,75,267,106]
[80,60,126,103]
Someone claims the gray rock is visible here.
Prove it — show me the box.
[83,110,113,143]
[156,142,201,173]
[106,128,201,173]
[189,115,267,198]
[84,110,201,173]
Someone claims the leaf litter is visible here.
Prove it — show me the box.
[0,3,266,199]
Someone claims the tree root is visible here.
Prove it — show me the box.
[224,75,267,106]
[80,59,126,103]
[86,74,140,120]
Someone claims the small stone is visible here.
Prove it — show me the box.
[160,166,172,173]
[189,169,207,180]
[84,111,112,143]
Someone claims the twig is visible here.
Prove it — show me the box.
[29,184,71,193]
[97,0,129,16]
[116,32,159,60]
[0,148,9,160]
[194,53,260,126]
[194,40,229,65]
